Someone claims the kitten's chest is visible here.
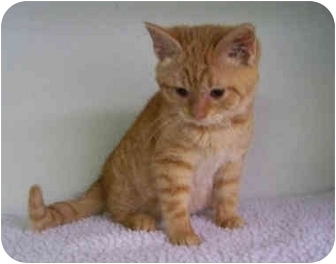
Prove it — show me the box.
[188,151,228,214]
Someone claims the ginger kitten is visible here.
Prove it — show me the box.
[28,22,261,246]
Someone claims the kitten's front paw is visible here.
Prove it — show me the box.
[124,213,157,232]
[216,215,244,229]
[168,231,201,246]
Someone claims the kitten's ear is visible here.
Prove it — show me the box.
[215,23,258,66]
[145,22,182,61]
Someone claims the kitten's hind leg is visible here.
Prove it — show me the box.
[28,179,105,231]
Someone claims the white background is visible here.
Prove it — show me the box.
[2,2,334,216]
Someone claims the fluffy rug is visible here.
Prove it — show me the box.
[2,191,334,262]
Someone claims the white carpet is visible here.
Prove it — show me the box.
[2,191,334,262]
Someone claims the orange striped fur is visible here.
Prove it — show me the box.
[28,22,261,246]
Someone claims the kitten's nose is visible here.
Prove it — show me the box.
[192,108,207,120]
[192,96,209,121]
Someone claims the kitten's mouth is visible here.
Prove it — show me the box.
[179,112,225,127]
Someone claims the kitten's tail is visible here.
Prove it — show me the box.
[28,178,105,231]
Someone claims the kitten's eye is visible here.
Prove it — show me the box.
[210,88,225,99]
[175,87,189,97]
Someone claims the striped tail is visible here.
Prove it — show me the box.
[28,179,105,231]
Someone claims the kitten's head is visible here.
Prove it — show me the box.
[145,22,261,127]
